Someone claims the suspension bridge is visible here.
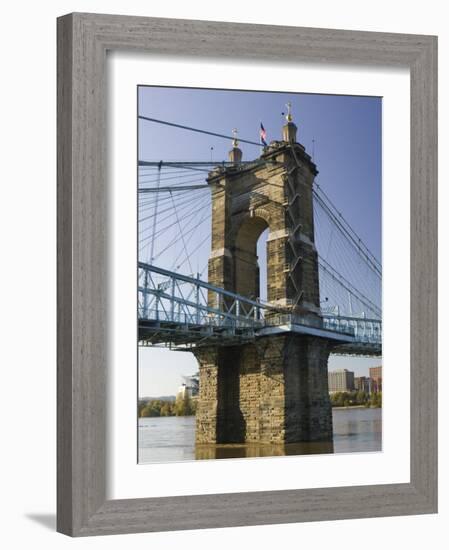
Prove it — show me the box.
[138,127,381,357]
[137,104,381,445]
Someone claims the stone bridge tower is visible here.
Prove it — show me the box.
[194,110,333,449]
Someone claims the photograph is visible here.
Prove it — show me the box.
[137,86,382,463]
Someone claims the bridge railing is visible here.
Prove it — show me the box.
[322,314,382,344]
[264,313,381,344]
[138,262,274,329]
[265,312,356,337]
[138,307,263,330]
[138,263,382,346]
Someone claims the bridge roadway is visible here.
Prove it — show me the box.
[138,263,382,357]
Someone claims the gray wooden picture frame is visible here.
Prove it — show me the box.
[57,12,438,537]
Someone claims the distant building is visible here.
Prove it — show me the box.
[328,369,355,394]
[177,373,199,399]
[369,366,382,392]
[354,376,371,393]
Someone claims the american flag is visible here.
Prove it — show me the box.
[260,122,267,146]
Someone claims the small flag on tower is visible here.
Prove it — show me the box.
[260,122,267,146]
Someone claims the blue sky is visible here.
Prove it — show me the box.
[138,86,382,397]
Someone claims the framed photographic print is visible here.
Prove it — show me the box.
[57,13,437,536]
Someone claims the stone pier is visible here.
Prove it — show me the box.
[195,114,333,446]
[195,335,332,445]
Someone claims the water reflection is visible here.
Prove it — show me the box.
[138,408,382,464]
[195,441,334,460]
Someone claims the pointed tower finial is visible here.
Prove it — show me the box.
[232,128,239,147]
[282,101,297,143]
[229,128,242,163]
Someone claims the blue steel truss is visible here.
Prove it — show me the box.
[138,263,382,356]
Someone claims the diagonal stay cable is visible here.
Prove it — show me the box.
[174,231,211,273]
[316,196,381,304]
[139,192,209,228]
[139,197,210,248]
[148,210,212,259]
[138,115,261,146]
[138,172,207,185]
[138,182,209,209]
[142,196,210,241]
[169,189,194,274]
[171,206,211,271]
[318,256,381,318]
[313,184,381,274]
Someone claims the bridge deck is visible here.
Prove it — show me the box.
[138,263,381,357]
[139,318,381,357]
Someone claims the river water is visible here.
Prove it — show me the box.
[138,407,382,463]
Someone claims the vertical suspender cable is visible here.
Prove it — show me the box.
[144,161,162,319]
[149,161,162,264]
